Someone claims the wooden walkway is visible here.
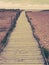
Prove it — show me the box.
[0,11,45,65]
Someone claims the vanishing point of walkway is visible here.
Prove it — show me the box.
[0,11,45,65]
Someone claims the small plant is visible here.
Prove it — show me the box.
[43,48,49,58]
[42,47,49,64]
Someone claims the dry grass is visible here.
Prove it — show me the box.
[0,9,20,52]
[26,11,49,63]
[26,10,49,50]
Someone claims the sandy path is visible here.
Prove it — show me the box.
[0,11,44,65]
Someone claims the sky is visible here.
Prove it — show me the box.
[0,0,49,9]
[0,0,49,4]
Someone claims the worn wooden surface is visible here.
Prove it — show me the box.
[0,11,45,65]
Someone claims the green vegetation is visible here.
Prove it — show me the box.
[42,47,49,64]
[43,47,49,58]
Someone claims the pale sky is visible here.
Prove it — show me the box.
[0,0,49,10]
[0,0,49,4]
